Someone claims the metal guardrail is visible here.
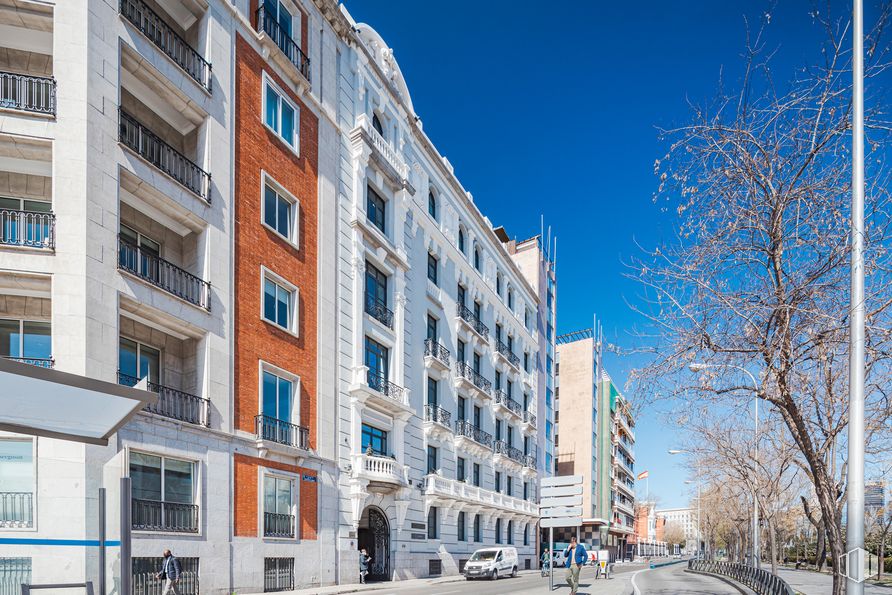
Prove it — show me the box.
[263,511,295,538]
[255,414,309,449]
[424,338,450,365]
[494,390,522,416]
[0,71,55,115]
[687,560,795,595]
[457,303,489,338]
[455,361,492,394]
[455,419,492,448]
[0,209,54,249]
[1,357,53,368]
[495,339,520,368]
[118,237,211,309]
[424,404,452,427]
[119,372,209,426]
[255,6,310,82]
[493,440,524,464]
[0,493,32,528]
[364,294,393,328]
[131,498,198,533]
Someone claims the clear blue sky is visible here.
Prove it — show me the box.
[343,0,863,508]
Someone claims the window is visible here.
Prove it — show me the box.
[507,520,514,544]
[0,439,34,527]
[366,186,385,233]
[457,511,466,541]
[473,300,482,322]
[495,471,502,493]
[427,377,438,406]
[372,113,384,137]
[427,506,438,539]
[473,405,481,428]
[427,253,438,285]
[496,273,502,296]
[507,289,514,309]
[263,475,294,537]
[495,370,502,391]
[457,284,466,307]
[130,452,196,530]
[361,424,387,456]
[119,224,161,281]
[365,262,388,312]
[524,307,531,329]
[264,0,295,40]
[457,457,466,482]
[473,246,481,271]
[118,337,160,385]
[523,523,529,546]
[428,190,437,219]
[264,80,298,148]
[495,518,502,544]
[523,481,529,501]
[507,426,515,447]
[524,352,530,372]
[263,182,297,243]
[426,315,438,341]
[427,446,438,474]
[263,557,294,593]
[457,397,466,422]
[0,196,52,246]
[495,323,503,343]
[262,370,294,422]
[458,227,466,253]
[472,352,481,374]
[472,463,481,487]
[364,337,389,383]
[457,340,466,364]
[507,476,513,496]
[263,274,296,332]
[473,514,481,541]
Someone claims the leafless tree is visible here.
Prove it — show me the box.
[630,6,892,593]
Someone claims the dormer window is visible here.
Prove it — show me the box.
[372,113,384,137]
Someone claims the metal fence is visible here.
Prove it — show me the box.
[0,559,30,595]
[132,557,198,595]
[0,493,32,528]
[263,558,294,593]
[132,498,199,533]
[0,72,55,115]
[0,209,54,249]
[687,560,795,595]
[118,237,211,309]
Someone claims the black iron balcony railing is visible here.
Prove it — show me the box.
[118,237,211,310]
[0,209,55,249]
[454,361,492,394]
[255,415,309,449]
[132,498,199,533]
[119,372,209,426]
[523,410,537,428]
[688,560,795,595]
[364,294,393,329]
[2,356,54,368]
[0,492,33,528]
[457,303,489,339]
[424,404,452,428]
[523,454,537,469]
[495,339,521,368]
[494,390,522,416]
[367,371,406,402]
[423,338,450,365]
[0,71,55,115]
[120,0,212,92]
[119,109,211,201]
[455,419,492,448]
[255,6,310,82]
[263,511,295,538]
[494,440,525,464]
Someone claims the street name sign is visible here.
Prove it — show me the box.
[540,485,583,498]
[540,495,583,508]
[541,474,583,488]
[541,516,583,528]
[540,506,583,518]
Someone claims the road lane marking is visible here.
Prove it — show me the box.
[630,567,649,595]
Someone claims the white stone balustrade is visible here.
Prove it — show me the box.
[423,475,538,516]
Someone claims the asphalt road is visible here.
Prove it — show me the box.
[632,563,740,594]
[777,568,892,594]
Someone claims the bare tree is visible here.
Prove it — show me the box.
[630,7,892,593]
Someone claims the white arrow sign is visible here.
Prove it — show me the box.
[540,495,583,508]
[541,475,583,488]
[540,506,583,517]
[541,485,583,498]
[541,517,582,528]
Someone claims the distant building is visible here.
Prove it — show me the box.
[632,502,667,557]
[656,507,700,554]
[866,481,886,517]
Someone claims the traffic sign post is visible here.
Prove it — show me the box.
[540,476,584,591]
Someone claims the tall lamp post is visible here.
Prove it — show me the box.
[669,450,703,559]
[689,362,761,570]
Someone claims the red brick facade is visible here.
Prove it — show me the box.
[233,453,318,539]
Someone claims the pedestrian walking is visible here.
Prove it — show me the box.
[157,549,182,595]
[359,548,372,584]
[563,536,587,595]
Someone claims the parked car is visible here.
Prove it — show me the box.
[464,547,518,580]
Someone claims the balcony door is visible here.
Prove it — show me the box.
[264,0,293,39]
[426,315,437,341]
[262,370,294,424]
[120,224,161,282]
[0,319,51,363]
[118,337,160,387]
[365,263,388,310]
[364,337,389,383]
[0,197,52,247]
[129,452,195,532]
[263,475,294,537]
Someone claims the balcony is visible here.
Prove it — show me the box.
[354,113,408,183]
[2,356,53,368]
[0,72,55,116]
[119,109,211,201]
[0,208,54,249]
[263,511,295,538]
[615,476,635,498]
[0,492,32,528]
[349,367,411,416]
[522,410,537,430]
[120,372,209,426]
[255,6,310,86]
[457,303,489,340]
[493,440,524,468]
[255,415,309,450]
[423,475,538,517]
[364,294,393,329]
[616,413,636,441]
[495,339,520,369]
[523,454,537,470]
[351,453,408,489]
[454,361,491,398]
[493,390,522,419]
[454,419,492,457]
[614,499,635,516]
[118,236,211,310]
[120,0,212,93]
[423,338,450,371]
[423,404,453,441]
[132,498,198,533]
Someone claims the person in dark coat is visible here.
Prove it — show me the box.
[359,548,372,583]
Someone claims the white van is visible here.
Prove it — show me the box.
[463,546,518,580]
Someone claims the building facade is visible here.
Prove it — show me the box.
[553,328,636,561]
[632,502,667,557]
[656,507,700,554]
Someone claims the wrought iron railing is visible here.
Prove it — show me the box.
[366,371,406,402]
[494,390,522,416]
[119,109,211,200]
[494,440,524,463]
[118,237,211,309]
[0,71,55,115]
[457,303,489,339]
[0,558,32,595]
[523,454,537,469]
[523,410,537,428]
[131,498,199,533]
[0,492,32,528]
[0,209,54,249]
[255,6,310,82]
[495,339,520,368]
[423,338,450,366]
[2,356,54,368]
[364,294,393,328]
[255,415,309,449]
[263,511,295,538]
[687,560,795,595]
[455,361,492,394]
[119,372,209,426]
[120,0,212,92]
[455,419,492,448]
[263,557,294,593]
[132,557,198,595]
[424,404,452,427]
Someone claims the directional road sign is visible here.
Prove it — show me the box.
[540,485,583,498]
[541,517,583,528]
[540,506,583,517]
[540,495,583,508]
[541,474,583,488]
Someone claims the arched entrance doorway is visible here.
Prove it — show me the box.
[357,506,390,581]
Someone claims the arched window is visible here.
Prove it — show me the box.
[507,520,514,544]
[507,288,514,309]
[473,514,481,541]
[372,113,384,137]
[523,523,529,545]
[428,190,436,219]
[474,246,481,271]
[496,272,502,296]
[458,228,466,253]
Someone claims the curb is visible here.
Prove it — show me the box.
[649,559,688,569]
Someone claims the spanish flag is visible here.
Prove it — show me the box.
[637,470,649,480]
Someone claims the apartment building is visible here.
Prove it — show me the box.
[553,328,636,561]
[656,507,700,554]
[328,8,545,582]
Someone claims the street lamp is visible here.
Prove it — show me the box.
[689,362,761,570]
[669,449,703,559]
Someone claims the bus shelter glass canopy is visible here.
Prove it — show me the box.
[0,357,155,445]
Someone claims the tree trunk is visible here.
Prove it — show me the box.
[768,518,778,576]
[880,537,885,581]
[816,523,827,570]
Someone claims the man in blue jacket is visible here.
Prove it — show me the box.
[563,536,587,595]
